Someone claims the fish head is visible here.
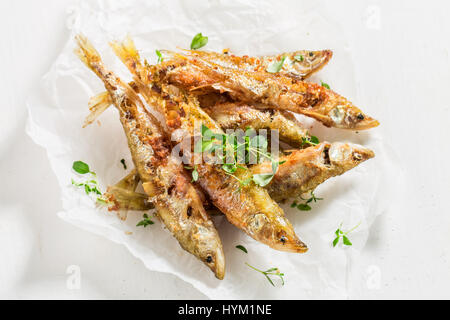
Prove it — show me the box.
[270,230,309,253]
[248,213,308,253]
[191,221,226,280]
[288,50,333,78]
[327,142,375,169]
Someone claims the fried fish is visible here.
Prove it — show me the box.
[161,52,379,130]
[110,37,308,253]
[75,35,225,279]
[203,103,309,148]
[251,142,375,202]
[169,48,333,80]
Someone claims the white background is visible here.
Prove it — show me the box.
[1,0,449,299]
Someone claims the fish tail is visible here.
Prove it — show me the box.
[74,34,105,78]
[110,36,145,76]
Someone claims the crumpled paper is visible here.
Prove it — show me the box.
[26,0,396,299]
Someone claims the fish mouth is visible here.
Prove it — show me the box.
[202,247,226,280]
[353,117,380,130]
[267,232,308,253]
[270,237,308,253]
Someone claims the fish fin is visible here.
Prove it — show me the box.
[105,169,153,219]
[110,36,147,79]
[113,168,140,191]
[74,34,104,76]
[83,91,112,128]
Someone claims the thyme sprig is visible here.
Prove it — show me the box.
[332,222,361,247]
[136,213,155,228]
[245,263,285,287]
[196,125,284,188]
[291,191,323,211]
[71,161,108,204]
[301,134,320,147]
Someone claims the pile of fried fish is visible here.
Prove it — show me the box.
[75,35,378,280]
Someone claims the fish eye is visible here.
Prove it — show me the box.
[353,152,363,161]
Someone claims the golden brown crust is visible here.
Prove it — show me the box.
[203,103,309,148]
[110,37,308,253]
[76,35,225,280]
[160,53,379,130]
[251,142,375,202]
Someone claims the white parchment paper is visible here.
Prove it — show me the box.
[26,0,396,299]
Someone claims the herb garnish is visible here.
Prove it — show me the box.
[332,222,361,247]
[294,54,304,62]
[71,161,107,204]
[321,81,330,89]
[120,159,127,170]
[136,213,155,227]
[266,56,286,73]
[236,245,248,253]
[185,165,199,182]
[96,198,108,205]
[155,50,163,63]
[73,161,92,174]
[197,125,283,188]
[291,191,323,211]
[245,263,285,286]
[190,33,208,50]
[301,134,320,147]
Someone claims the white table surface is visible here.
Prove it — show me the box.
[1,0,449,299]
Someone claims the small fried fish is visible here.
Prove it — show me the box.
[110,37,308,253]
[203,102,309,148]
[251,142,375,202]
[162,53,379,130]
[75,35,225,279]
[170,49,333,80]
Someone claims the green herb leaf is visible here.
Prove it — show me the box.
[191,166,199,182]
[120,159,127,170]
[297,203,311,211]
[290,201,297,208]
[252,173,274,187]
[235,245,248,253]
[266,56,286,73]
[71,161,105,203]
[332,222,360,247]
[294,54,304,62]
[321,81,330,89]
[73,161,90,174]
[190,33,208,50]
[301,135,320,147]
[309,135,320,145]
[342,236,352,246]
[222,163,237,174]
[201,124,216,141]
[332,237,339,247]
[201,140,214,153]
[155,50,163,63]
[136,213,155,227]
